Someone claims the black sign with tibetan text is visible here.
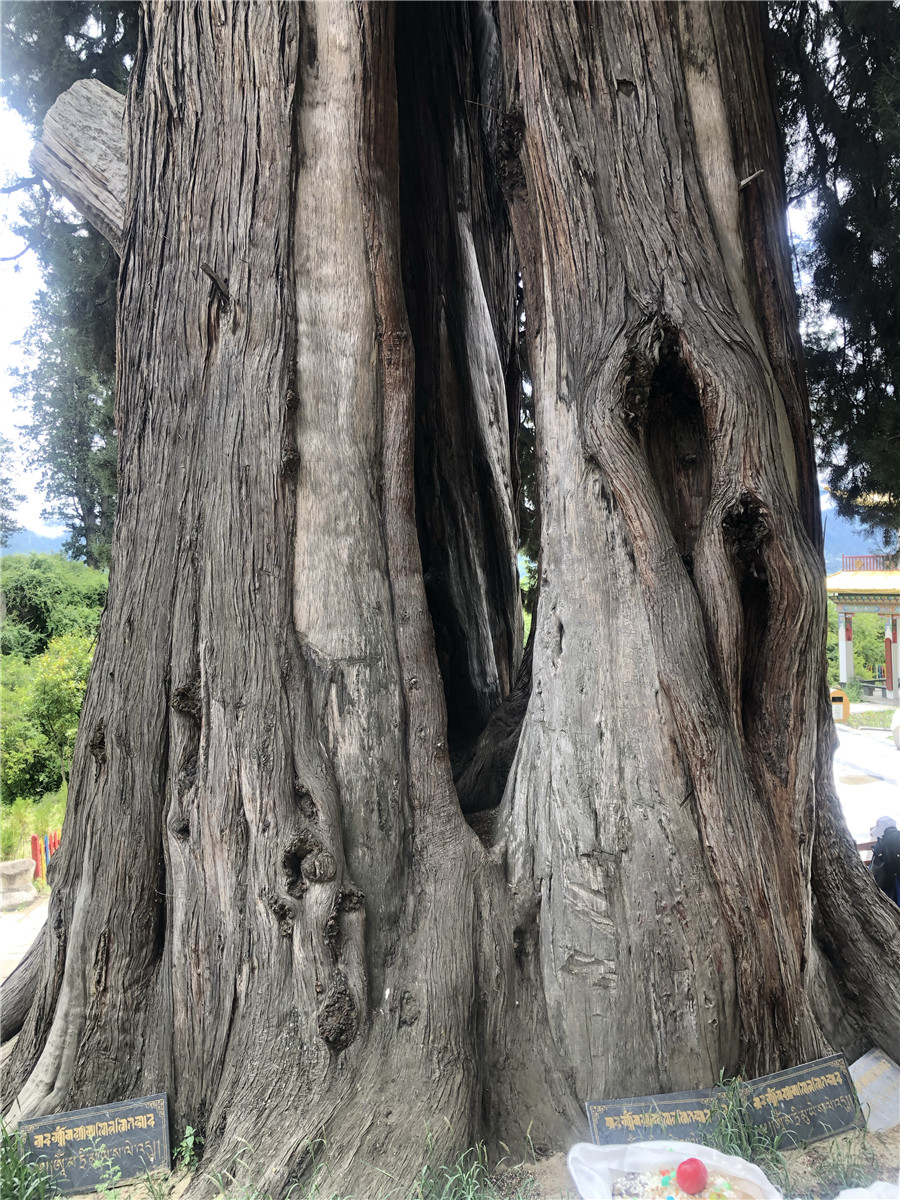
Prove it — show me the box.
[586,1089,726,1145]
[20,1093,170,1194]
[587,1054,863,1149]
[741,1054,864,1148]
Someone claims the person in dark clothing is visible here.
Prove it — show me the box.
[870,815,900,905]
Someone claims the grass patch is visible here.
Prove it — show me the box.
[843,709,894,730]
[0,1124,58,1200]
[0,784,66,861]
[814,1131,878,1195]
[696,1075,790,1195]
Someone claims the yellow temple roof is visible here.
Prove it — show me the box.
[826,570,900,595]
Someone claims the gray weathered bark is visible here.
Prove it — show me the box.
[8,4,899,1196]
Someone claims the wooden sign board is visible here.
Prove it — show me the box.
[742,1054,864,1148]
[20,1093,170,1194]
[587,1054,863,1149]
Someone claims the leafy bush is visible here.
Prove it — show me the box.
[0,716,58,806]
[1,634,93,805]
[1,655,59,804]
[26,634,94,783]
[0,1122,57,1200]
[826,602,888,685]
[0,787,66,863]
[0,554,106,659]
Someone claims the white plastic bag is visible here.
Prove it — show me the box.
[833,1187,899,1199]
[567,1140,783,1199]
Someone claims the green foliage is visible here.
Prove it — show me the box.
[844,709,894,731]
[409,1144,501,1200]
[1,655,59,804]
[826,602,889,683]
[1,553,106,658]
[0,436,25,548]
[1,555,101,805]
[850,613,887,680]
[0,1123,57,1200]
[699,1074,789,1196]
[0,786,67,862]
[12,235,119,567]
[771,1,900,547]
[1,2,135,132]
[174,1127,204,1172]
[0,713,59,807]
[843,678,863,704]
[25,634,93,783]
[89,1141,123,1200]
[1,633,94,803]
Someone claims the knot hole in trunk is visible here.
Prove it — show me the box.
[640,332,711,578]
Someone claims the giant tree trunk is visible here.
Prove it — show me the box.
[6,4,899,1197]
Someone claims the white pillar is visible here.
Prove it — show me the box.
[887,616,899,703]
[838,611,854,683]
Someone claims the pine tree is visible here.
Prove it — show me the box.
[1,1,136,562]
[772,0,900,549]
[0,435,25,547]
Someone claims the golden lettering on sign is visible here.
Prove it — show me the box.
[23,1098,166,1188]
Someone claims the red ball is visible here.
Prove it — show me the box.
[675,1158,709,1195]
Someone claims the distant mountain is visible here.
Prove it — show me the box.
[822,508,889,575]
[1,529,66,556]
[0,516,885,575]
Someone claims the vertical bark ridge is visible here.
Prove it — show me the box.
[3,2,372,1170]
[499,0,829,1101]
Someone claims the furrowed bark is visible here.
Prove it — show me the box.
[7,5,899,1194]
[496,0,899,1104]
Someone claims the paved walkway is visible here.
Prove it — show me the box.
[1,890,50,983]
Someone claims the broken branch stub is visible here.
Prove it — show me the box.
[29,79,127,253]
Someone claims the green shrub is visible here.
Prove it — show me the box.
[0,554,106,660]
[1,635,93,803]
[25,634,93,784]
[0,716,58,805]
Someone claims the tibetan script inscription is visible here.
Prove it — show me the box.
[742,1054,863,1147]
[587,1055,863,1148]
[20,1094,170,1194]
[586,1089,727,1145]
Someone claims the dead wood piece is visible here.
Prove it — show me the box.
[29,78,127,253]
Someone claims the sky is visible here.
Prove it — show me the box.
[0,100,62,535]
[0,96,886,564]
